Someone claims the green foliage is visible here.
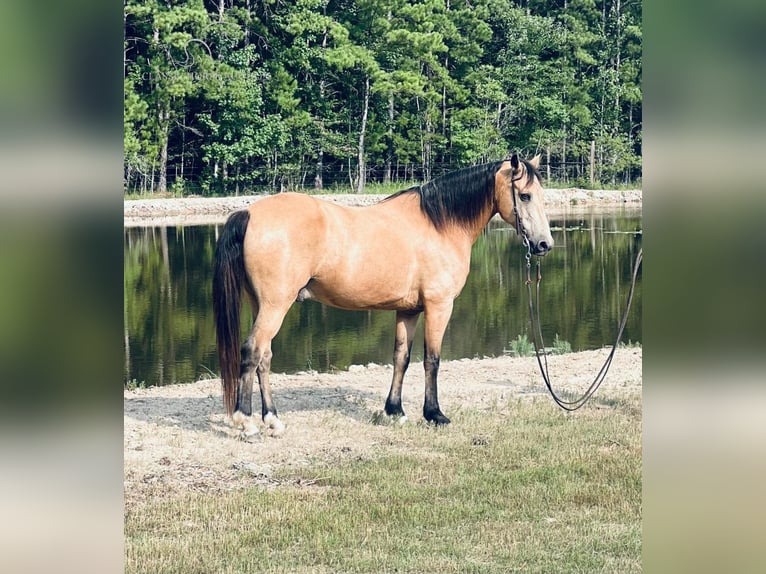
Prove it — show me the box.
[124,0,642,195]
[552,333,573,355]
[509,333,534,357]
[125,379,146,391]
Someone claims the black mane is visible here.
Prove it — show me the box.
[384,159,540,230]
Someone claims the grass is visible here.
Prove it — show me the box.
[304,182,410,196]
[124,189,187,200]
[547,178,642,191]
[124,379,147,391]
[124,182,413,200]
[125,398,641,573]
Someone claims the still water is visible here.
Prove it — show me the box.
[124,208,641,386]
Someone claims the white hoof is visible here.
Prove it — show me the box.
[238,429,261,442]
[370,411,409,426]
[264,412,285,437]
[231,411,261,439]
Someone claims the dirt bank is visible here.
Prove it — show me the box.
[124,347,642,509]
[124,189,641,227]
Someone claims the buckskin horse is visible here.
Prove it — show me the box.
[213,154,553,438]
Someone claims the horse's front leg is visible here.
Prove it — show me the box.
[422,300,453,425]
[384,310,421,420]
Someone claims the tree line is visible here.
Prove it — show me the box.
[124,0,641,195]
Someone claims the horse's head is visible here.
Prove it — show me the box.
[495,154,554,256]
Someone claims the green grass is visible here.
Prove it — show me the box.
[304,182,412,196]
[125,398,641,573]
[618,339,642,349]
[546,178,642,191]
[124,182,415,200]
[124,189,188,200]
[124,379,148,391]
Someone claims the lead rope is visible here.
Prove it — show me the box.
[526,240,642,411]
[511,168,642,411]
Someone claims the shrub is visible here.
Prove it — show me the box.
[509,333,534,357]
[552,333,572,354]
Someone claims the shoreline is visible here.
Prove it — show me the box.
[124,189,642,227]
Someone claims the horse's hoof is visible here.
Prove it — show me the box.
[371,410,408,426]
[384,402,406,419]
[239,429,262,443]
[370,410,388,425]
[425,411,451,426]
[264,413,286,437]
[232,411,261,439]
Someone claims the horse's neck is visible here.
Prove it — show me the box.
[381,188,494,245]
[462,203,497,245]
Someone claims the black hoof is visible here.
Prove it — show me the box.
[384,399,405,418]
[424,408,451,426]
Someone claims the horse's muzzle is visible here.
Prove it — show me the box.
[532,240,552,256]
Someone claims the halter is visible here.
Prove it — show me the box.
[508,161,531,263]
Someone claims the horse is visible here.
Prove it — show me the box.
[213,153,553,438]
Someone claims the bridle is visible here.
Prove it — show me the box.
[509,166,530,262]
[509,159,643,411]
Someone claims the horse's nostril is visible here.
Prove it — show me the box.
[538,241,549,252]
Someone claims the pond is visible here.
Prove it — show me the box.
[124,207,642,386]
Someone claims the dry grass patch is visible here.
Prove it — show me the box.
[126,395,640,573]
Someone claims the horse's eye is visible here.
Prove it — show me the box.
[520,193,531,202]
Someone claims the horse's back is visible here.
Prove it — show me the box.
[240,192,467,311]
[244,191,410,257]
[247,192,326,224]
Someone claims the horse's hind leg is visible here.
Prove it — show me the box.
[246,302,292,436]
[231,293,261,439]
[254,338,285,437]
[233,297,291,438]
[384,310,420,421]
[232,332,261,439]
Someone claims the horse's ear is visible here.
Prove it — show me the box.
[510,153,520,171]
[530,154,541,169]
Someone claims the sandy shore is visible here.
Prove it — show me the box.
[125,348,642,508]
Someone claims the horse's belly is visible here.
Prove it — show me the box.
[299,278,421,311]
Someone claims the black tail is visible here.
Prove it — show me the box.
[213,210,251,416]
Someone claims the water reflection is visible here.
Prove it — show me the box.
[124,209,641,386]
